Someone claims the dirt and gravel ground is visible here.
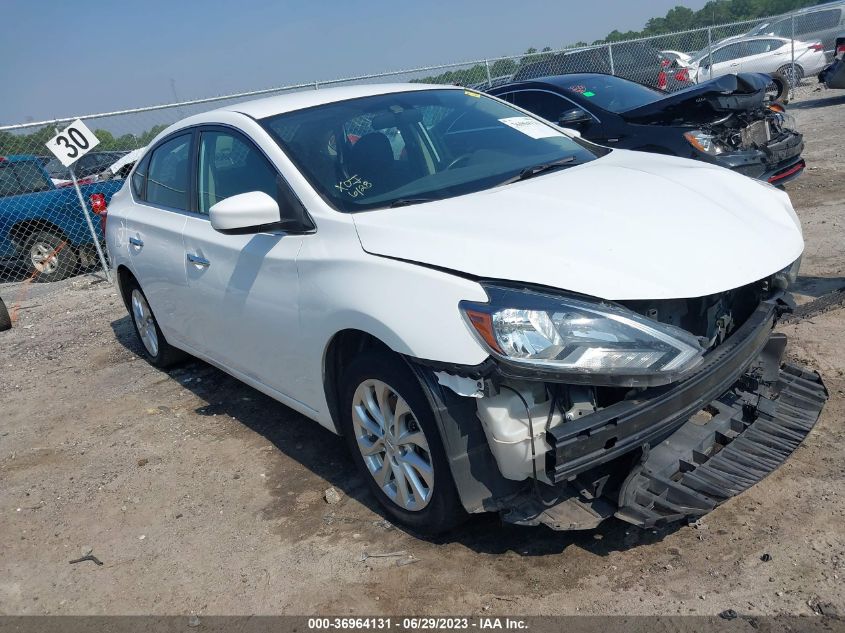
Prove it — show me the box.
[1,85,844,618]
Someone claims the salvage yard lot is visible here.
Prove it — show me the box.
[1,87,844,617]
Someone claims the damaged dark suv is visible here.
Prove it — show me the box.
[490,72,806,186]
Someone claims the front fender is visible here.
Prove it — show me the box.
[294,221,489,425]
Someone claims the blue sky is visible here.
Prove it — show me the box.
[1,0,709,125]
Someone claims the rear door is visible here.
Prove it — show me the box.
[179,126,305,397]
[741,39,786,73]
[707,42,747,78]
[123,132,192,343]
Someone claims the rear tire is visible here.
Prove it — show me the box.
[124,277,187,368]
[339,350,466,535]
[777,64,804,87]
[25,231,77,283]
[0,296,11,331]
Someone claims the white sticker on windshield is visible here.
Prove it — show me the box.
[498,116,562,139]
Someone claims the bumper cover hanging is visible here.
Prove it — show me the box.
[616,362,827,527]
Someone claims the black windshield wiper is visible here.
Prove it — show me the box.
[499,156,577,186]
[388,198,437,208]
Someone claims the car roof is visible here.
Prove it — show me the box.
[217,83,457,120]
[793,0,845,13]
[490,73,627,92]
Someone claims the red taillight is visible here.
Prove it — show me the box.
[657,70,668,90]
[675,68,690,82]
[660,58,671,67]
[90,193,107,234]
[836,43,845,59]
[809,42,824,51]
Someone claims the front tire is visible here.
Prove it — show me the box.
[340,350,466,535]
[25,231,77,282]
[125,278,186,368]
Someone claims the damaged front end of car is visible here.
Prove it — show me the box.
[626,73,806,185]
[819,36,845,89]
[409,264,827,531]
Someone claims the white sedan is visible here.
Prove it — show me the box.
[104,84,824,534]
[682,36,828,84]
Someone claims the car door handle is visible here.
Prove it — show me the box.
[187,253,210,267]
[730,62,740,67]
[128,236,143,248]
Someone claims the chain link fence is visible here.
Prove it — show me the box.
[0,4,840,315]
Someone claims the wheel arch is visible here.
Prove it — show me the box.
[9,219,69,248]
[116,264,137,311]
[322,328,396,434]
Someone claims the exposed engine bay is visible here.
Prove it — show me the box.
[700,108,802,165]
[623,73,805,181]
[441,276,782,480]
[426,276,826,530]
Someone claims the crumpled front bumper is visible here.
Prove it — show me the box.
[503,301,827,530]
[715,132,805,184]
[616,360,826,527]
[820,58,845,89]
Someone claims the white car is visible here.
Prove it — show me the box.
[105,84,826,534]
[684,36,828,84]
[100,146,147,180]
[660,50,693,66]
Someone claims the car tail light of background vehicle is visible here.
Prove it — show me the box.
[837,43,845,59]
[674,68,690,82]
[808,42,824,52]
[90,193,107,233]
[657,70,668,90]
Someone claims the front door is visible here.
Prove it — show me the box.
[179,127,305,399]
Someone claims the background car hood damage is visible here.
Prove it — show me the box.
[622,72,774,123]
[352,149,803,301]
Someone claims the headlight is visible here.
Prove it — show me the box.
[772,256,801,290]
[461,286,706,386]
[684,130,724,155]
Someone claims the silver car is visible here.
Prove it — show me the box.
[685,36,828,84]
[746,2,845,57]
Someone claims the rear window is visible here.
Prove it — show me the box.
[0,161,53,197]
[558,75,663,113]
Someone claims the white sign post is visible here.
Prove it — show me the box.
[45,119,111,282]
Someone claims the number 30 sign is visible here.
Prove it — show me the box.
[45,119,100,167]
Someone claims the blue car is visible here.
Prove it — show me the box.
[0,155,123,282]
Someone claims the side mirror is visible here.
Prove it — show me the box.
[209,191,281,233]
[558,108,592,128]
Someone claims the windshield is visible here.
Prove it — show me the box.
[260,89,601,212]
[558,76,664,113]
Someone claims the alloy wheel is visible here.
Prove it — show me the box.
[351,379,434,511]
[29,242,59,274]
[131,289,159,357]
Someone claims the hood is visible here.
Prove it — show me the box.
[623,73,771,123]
[352,150,803,301]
